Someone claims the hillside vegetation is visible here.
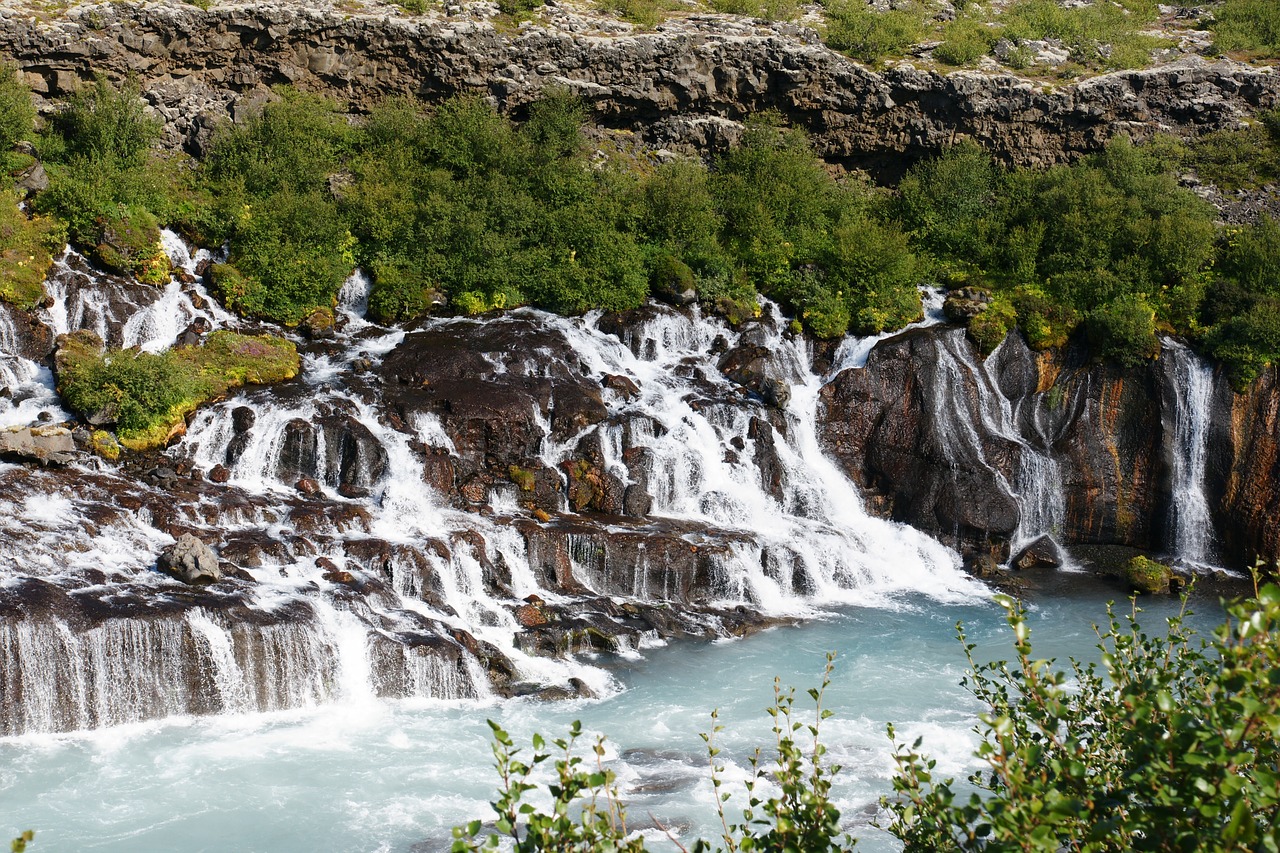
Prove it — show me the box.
[2,55,1280,385]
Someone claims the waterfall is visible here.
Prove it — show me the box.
[2,250,991,736]
[1165,340,1217,566]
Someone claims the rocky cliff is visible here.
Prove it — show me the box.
[1,0,1276,172]
[818,325,1280,570]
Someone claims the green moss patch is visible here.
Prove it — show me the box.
[0,187,63,309]
[1125,555,1173,594]
[58,331,299,452]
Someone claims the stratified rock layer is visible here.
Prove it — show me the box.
[0,1,1275,172]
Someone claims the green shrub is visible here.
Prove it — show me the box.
[452,654,850,852]
[47,77,160,168]
[933,15,996,66]
[1086,293,1160,367]
[897,141,999,260]
[822,1,927,64]
[885,584,1280,851]
[709,0,797,21]
[1001,0,1164,70]
[1190,112,1280,192]
[967,295,1016,354]
[1212,0,1280,57]
[57,330,298,450]
[597,0,676,27]
[0,64,35,164]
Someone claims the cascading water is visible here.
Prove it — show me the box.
[1165,339,1217,566]
[2,242,987,737]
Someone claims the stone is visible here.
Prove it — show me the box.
[231,406,256,434]
[622,484,652,517]
[295,477,322,496]
[0,426,77,466]
[1124,555,1173,594]
[157,533,221,584]
[1012,535,1061,570]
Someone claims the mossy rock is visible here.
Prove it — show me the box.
[58,331,299,452]
[93,209,170,284]
[89,429,121,461]
[0,189,61,309]
[1125,555,1173,594]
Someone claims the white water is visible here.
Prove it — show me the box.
[0,588,1221,853]
[1165,339,1217,566]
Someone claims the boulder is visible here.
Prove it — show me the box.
[1012,536,1062,570]
[157,533,221,585]
[0,426,76,466]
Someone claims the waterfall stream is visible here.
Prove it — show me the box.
[1164,339,1218,566]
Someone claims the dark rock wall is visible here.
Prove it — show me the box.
[0,2,1275,171]
[819,327,1280,568]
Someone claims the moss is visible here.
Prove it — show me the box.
[93,208,170,283]
[968,298,1017,355]
[58,331,299,452]
[508,464,536,492]
[1125,555,1172,595]
[0,189,63,309]
[89,429,120,461]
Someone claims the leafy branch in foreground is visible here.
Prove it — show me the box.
[10,831,33,853]
[884,579,1280,852]
[452,652,851,852]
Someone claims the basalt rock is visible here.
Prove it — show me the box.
[819,324,1280,568]
[1,2,1275,177]
[0,425,76,466]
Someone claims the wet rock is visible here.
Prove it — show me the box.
[514,602,549,627]
[176,317,211,349]
[300,307,335,340]
[623,484,652,518]
[278,419,319,482]
[1012,536,1061,570]
[603,373,640,399]
[157,533,221,585]
[295,477,322,497]
[208,464,231,483]
[144,467,180,488]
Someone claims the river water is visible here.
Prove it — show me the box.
[0,576,1220,852]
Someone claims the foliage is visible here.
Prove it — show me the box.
[899,137,1216,367]
[934,15,998,67]
[1189,111,1280,192]
[822,0,927,64]
[1212,0,1280,57]
[10,831,33,853]
[884,582,1280,852]
[33,76,174,280]
[597,0,677,28]
[1085,293,1160,368]
[0,64,35,168]
[452,654,852,852]
[1201,216,1280,388]
[0,187,64,308]
[708,0,797,22]
[58,331,298,450]
[1000,0,1164,70]
[967,296,1017,355]
[694,653,851,853]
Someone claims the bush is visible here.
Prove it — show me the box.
[822,1,927,64]
[1086,293,1160,367]
[1001,0,1164,70]
[57,330,299,450]
[885,583,1280,851]
[47,77,160,168]
[0,64,35,163]
[933,15,996,66]
[1213,0,1280,57]
[1190,112,1280,192]
[452,654,850,852]
[708,0,797,21]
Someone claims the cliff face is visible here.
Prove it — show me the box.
[0,1,1276,171]
[819,326,1280,569]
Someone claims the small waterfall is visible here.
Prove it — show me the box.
[0,304,68,428]
[1165,340,1217,565]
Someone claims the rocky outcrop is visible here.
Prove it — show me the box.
[0,1,1274,172]
[819,325,1280,569]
